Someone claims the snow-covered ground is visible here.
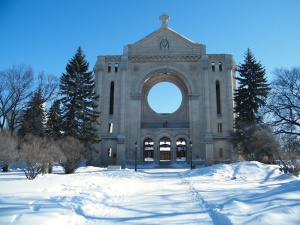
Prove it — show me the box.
[0,162,299,225]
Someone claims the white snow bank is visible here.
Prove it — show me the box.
[183,161,300,225]
[0,162,299,225]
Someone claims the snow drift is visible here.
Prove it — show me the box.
[0,161,299,225]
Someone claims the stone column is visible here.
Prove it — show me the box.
[171,144,176,164]
[154,141,159,164]
[116,57,127,167]
[203,66,211,133]
[225,55,237,162]
[205,141,214,166]
[93,57,105,165]
[225,55,236,133]
[93,56,105,117]
[116,137,125,168]
[130,93,142,164]
[202,56,214,165]
[119,56,128,133]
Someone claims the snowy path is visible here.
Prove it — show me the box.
[99,169,213,224]
[179,173,232,225]
[1,162,300,225]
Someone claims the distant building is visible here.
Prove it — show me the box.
[93,13,237,168]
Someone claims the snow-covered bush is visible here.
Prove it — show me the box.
[19,134,64,180]
[275,136,300,177]
[58,137,86,174]
[0,132,18,172]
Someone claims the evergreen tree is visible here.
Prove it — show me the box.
[59,47,100,146]
[45,100,63,140]
[234,48,271,125]
[18,89,45,137]
[232,49,272,162]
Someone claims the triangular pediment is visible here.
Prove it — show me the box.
[124,27,206,56]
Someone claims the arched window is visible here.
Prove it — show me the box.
[219,62,222,71]
[144,138,154,161]
[108,63,111,73]
[159,137,171,161]
[216,81,221,115]
[176,138,187,161]
[109,81,114,115]
[212,62,215,72]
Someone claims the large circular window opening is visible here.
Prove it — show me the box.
[148,82,182,114]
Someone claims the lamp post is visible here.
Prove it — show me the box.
[190,141,193,170]
[134,142,137,171]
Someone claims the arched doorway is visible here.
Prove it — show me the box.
[159,137,171,161]
[176,138,187,161]
[144,138,154,161]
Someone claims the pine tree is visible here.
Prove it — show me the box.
[45,100,63,140]
[234,48,271,125]
[59,47,100,146]
[18,89,45,138]
[232,49,272,162]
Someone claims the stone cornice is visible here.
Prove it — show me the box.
[208,54,226,59]
[129,55,200,62]
[104,56,122,61]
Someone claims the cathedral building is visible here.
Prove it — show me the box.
[93,13,237,168]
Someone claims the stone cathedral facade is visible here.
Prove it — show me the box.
[92,14,237,168]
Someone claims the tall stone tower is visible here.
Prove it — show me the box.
[93,14,237,168]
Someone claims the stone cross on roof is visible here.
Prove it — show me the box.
[159,13,170,28]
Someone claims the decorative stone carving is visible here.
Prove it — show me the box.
[160,37,169,53]
[188,93,200,100]
[129,55,199,63]
[208,54,226,59]
[159,13,170,28]
[130,93,142,100]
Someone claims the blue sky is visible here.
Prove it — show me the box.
[1,0,300,112]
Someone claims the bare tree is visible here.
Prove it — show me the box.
[0,132,18,172]
[42,137,65,174]
[265,67,300,176]
[0,65,34,133]
[266,67,300,136]
[36,71,58,103]
[58,137,86,174]
[273,135,299,176]
[0,65,58,135]
[18,134,64,180]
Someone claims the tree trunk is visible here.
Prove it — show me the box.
[2,163,9,172]
[48,163,53,173]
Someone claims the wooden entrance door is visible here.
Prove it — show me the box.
[160,151,171,160]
